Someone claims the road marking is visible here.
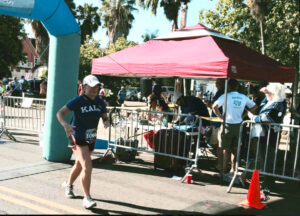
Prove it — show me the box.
[0,186,87,214]
[0,193,59,214]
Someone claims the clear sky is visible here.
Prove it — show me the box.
[25,0,218,47]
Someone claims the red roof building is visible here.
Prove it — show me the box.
[10,36,40,79]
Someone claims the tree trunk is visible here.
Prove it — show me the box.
[108,29,114,45]
[171,20,178,32]
[180,4,187,29]
[292,36,300,109]
[260,20,265,55]
[180,4,188,95]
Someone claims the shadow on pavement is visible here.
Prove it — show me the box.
[74,195,198,215]
[93,160,177,179]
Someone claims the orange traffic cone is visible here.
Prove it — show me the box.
[240,169,266,209]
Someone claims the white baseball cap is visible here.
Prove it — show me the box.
[83,75,100,87]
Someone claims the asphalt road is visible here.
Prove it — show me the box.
[0,129,299,215]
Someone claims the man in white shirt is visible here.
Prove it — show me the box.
[213,79,257,173]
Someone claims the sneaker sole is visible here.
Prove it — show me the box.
[66,194,76,199]
[83,203,97,209]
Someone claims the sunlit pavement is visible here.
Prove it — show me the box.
[0,129,299,215]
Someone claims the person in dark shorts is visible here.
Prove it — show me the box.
[213,79,257,173]
[56,75,109,209]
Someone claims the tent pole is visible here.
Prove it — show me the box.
[173,79,177,102]
[220,78,228,184]
[190,79,195,96]
[183,79,187,96]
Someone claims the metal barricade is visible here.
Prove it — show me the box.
[104,107,208,181]
[0,96,46,132]
[227,120,300,193]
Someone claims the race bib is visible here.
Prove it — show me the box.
[85,128,97,143]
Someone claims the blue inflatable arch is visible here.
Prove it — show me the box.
[0,0,81,161]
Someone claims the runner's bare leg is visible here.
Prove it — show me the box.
[73,146,93,197]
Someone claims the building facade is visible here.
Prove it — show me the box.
[10,36,40,79]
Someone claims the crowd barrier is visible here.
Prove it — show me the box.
[104,107,210,181]
[227,120,300,193]
[0,96,46,134]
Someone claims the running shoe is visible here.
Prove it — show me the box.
[83,196,97,209]
[62,181,75,199]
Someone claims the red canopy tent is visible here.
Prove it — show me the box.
[92,24,295,82]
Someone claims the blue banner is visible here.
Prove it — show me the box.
[0,0,34,17]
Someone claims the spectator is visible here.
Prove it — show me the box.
[2,77,8,86]
[117,86,126,105]
[99,83,105,96]
[18,76,24,91]
[40,79,47,97]
[245,84,268,158]
[290,94,300,178]
[105,89,112,105]
[173,79,182,103]
[2,78,10,95]
[152,80,162,98]
[11,77,22,96]
[147,93,158,121]
[156,99,172,127]
[213,79,257,173]
[0,80,5,95]
[78,80,83,95]
[248,83,287,190]
[174,93,210,127]
[6,81,13,92]
[99,83,106,101]
[152,79,168,104]
[252,85,265,108]
[18,75,29,94]
[209,78,225,172]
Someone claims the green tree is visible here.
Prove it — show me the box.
[100,0,137,45]
[79,35,138,93]
[106,36,137,54]
[76,3,101,44]
[28,0,77,63]
[99,36,140,100]
[199,0,299,69]
[199,0,299,107]
[79,35,105,80]
[38,69,48,79]
[65,0,77,16]
[0,15,25,78]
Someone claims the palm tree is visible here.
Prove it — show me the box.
[100,0,137,45]
[76,3,101,44]
[30,20,49,63]
[142,30,158,42]
[246,0,268,54]
[139,0,191,94]
[65,0,76,16]
[139,0,191,31]
[160,0,181,31]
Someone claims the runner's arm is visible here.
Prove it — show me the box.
[56,106,75,136]
[102,113,110,128]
